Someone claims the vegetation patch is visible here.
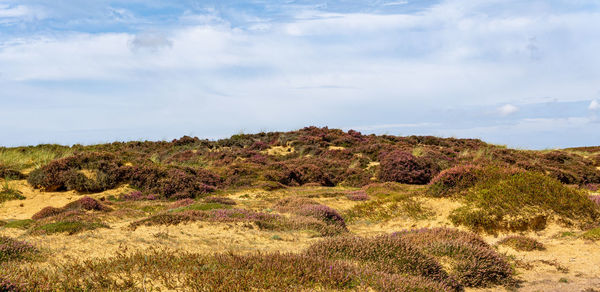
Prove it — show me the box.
[32,197,111,220]
[497,235,545,251]
[0,236,38,263]
[394,228,514,287]
[2,219,34,230]
[449,171,600,233]
[345,184,430,222]
[581,227,600,241]
[0,249,453,291]
[305,234,460,290]
[30,221,108,235]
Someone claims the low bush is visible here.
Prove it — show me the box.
[0,236,37,263]
[119,191,157,201]
[32,197,111,221]
[394,228,514,287]
[203,196,236,205]
[378,150,436,184]
[581,227,600,241]
[129,209,279,230]
[30,221,108,235]
[449,171,600,233]
[305,234,459,290]
[497,235,545,251]
[346,190,369,201]
[0,249,453,291]
[274,197,347,230]
[0,165,25,180]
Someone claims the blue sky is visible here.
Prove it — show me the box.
[1,0,599,149]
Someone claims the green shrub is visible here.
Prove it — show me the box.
[2,219,34,229]
[581,227,600,241]
[30,221,108,235]
[450,172,600,233]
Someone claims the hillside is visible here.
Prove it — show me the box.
[1,127,600,291]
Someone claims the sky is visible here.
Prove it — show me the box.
[0,0,599,149]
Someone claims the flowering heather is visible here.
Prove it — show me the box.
[428,164,482,197]
[378,150,435,184]
[0,249,453,291]
[169,198,195,209]
[120,191,157,201]
[0,277,22,292]
[0,236,37,263]
[31,206,63,220]
[394,228,514,287]
[305,235,459,290]
[203,196,236,205]
[274,197,347,230]
[497,235,545,251]
[32,197,111,221]
[346,190,369,201]
[296,204,346,228]
[64,196,111,212]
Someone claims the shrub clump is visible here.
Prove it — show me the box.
[203,196,236,205]
[0,236,37,263]
[450,171,600,233]
[378,150,436,184]
[0,249,453,291]
[0,165,25,180]
[581,227,600,241]
[305,234,459,290]
[27,152,126,193]
[497,235,545,251]
[119,191,157,201]
[346,190,369,201]
[32,196,111,221]
[428,164,482,197]
[394,228,514,287]
[274,197,347,230]
[129,209,279,230]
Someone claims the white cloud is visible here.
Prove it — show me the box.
[498,104,519,116]
[589,99,600,110]
[1,1,600,147]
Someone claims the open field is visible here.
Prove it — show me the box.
[1,127,600,291]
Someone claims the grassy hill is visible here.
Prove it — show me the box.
[1,127,599,291]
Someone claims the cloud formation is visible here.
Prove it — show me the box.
[0,0,599,148]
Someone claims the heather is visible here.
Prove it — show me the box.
[0,236,37,263]
[393,228,514,287]
[0,249,453,291]
[497,235,545,251]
